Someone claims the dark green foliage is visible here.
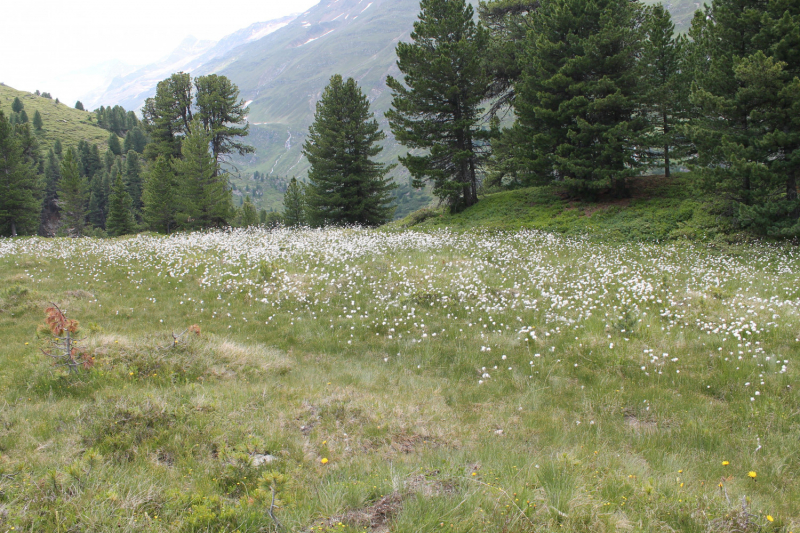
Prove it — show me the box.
[78,141,102,178]
[124,127,148,154]
[142,73,194,161]
[103,149,115,173]
[95,105,137,136]
[87,172,108,229]
[40,149,61,236]
[19,110,28,124]
[125,151,143,211]
[304,75,396,227]
[283,177,306,227]
[387,0,490,210]
[108,133,122,156]
[514,0,646,198]
[174,122,231,229]
[32,110,43,131]
[688,0,800,234]
[11,97,23,113]
[639,5,693,177]
[194,74,254,174]
[238,196,259,227]
[0,113,42,236]
[75,101,85,111]
[142,156,178,233]
[58,151,88,236]
[53,139,62,156]
[106,173,135,237]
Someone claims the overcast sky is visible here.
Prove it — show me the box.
[2,0,319,103]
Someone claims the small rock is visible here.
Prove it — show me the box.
[251,453,276,466]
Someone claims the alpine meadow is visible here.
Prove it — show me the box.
[1,0,800,531]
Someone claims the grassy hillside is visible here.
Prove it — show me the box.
[394,174,736,242]
[0,84,109,153]
[0,227,797,532]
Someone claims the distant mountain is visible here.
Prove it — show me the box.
[80,16,297,111]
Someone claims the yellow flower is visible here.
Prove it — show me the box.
[321,458,328,464]
[722,461,730,466]
[748,471,757,479]
[767,515,774,522]
[471,472,477,476]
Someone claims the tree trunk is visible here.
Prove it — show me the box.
[11,220,17,237]
[788,172,799,220]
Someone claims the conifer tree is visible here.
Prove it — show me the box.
[239,196,259,227]
[125,151,143,211]
[142,72,194,160]
[75,101,85,111]
[304,75,396,227]
[108,133,122,156]
[194,74,254,175]
[174,122,231,228]
[639,5,693,177]
[142,156,178,233]
[11,97,23,113]
[0,112,42,236]
[58,151,88,236]
[515,0,646,198]
[283,177,306,226]
[53,139,63,156]
[387,0,489,210]
[19,110,28,124]
[106,173,135,236]
[40,149,61,235]
[33,110,43,131]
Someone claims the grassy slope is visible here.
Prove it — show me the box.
[394,174,734,242]
[0,84,110,154]
[0,227,797,532]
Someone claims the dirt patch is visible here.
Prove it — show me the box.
[65,290,94,299]
[316,492,403,533]
[624,414,658,434]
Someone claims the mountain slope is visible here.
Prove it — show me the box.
[0,84,110,153]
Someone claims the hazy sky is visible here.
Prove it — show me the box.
[1,0,319,103]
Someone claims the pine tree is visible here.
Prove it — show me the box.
[33,110,43,131]
[58,151,88,236]
[142,156,178,233]
[239,196,259,227]
[688,0,800,233]
[304,75,396,227]
[19,110,28,124]
[0,112,42,236]
[173,122,231,228]
[75,101,85,111]
[40,149,61,235]
[53,139,63,156]
[514,0,646,198]
[639,5,693,177]
[194,74,254,175]
[283,177,306,226]
[142,72,194,160]
[125,151,143,211]
[386,0,489,210]
[11,97,23,113]
[106,173,135,236]
[108,133,122,156]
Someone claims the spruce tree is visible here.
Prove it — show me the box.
[386,0,489,210]
[58,151,88,236]
[106,173,135,236]
[639,5,693,177]
[11,97,23,113]
[239,196,259,227]
[515,0,646,198]
[108,133,122,156]
[19,110,28,124]
[75,101,85,111]
[283,177,306,226]
[33,110,43,131]
[0,112,42,236]
[173,122,231,228]
[304,75,396,227]
[142,156,178,233]
[53,139,63,156]
[40,149,61,235]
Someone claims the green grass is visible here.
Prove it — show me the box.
[0,227,797,532]
[393,174,739,242]
[0,84,110,154]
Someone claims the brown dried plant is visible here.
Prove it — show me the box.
[41,304,94,373]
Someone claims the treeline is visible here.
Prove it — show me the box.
[0,73,263,237]
[377,0,800,237]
